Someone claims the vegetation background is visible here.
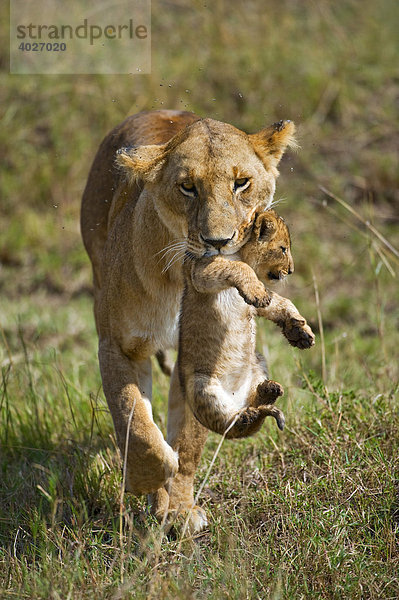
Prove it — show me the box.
[1,0,398,598]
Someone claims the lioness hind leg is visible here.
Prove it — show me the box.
[155,349,173,377]
[150,366,209,535]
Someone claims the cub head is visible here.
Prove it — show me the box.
[240,209,294,283]
[116,117,296,258]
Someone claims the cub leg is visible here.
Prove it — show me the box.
[186,373,250,435]
[190,256,271,308]
[257,293,315,349]
[226,379,285,439]
[225,352,284,439]
[187,371,284,440]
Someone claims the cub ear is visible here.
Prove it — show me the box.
[116,143,168,184]
[253,212,277,241]
[249,120,297,171]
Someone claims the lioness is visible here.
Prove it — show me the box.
[179,209,314,439]
[81,110,297,532]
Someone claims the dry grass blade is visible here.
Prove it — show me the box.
[312,270,327,384]
[119,399,136,583]
[310,196,398,273]
[319,185,399,259]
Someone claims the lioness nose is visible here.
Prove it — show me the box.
[200,235,233,250]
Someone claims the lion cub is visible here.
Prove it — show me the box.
[178,209,315,439]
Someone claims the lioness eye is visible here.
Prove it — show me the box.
[234,177,250,192]
[280,246,287,254]
[180,182,197,196]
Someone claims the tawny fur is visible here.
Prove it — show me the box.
[178,210,315,439]
[80,110,297,532]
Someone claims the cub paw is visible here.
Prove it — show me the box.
[226,406,267,439]
[239,282,271,308]
[255,379,284,405]
[227,404,285,438]
[282,317,315,349]
[259,405,285,431]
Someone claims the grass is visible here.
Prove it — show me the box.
[1,0,399,597]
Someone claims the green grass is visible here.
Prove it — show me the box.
[1,0,399,597]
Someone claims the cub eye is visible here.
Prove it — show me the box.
[179,182,197,197]
[280,246,287,255]
[234,177,250,192]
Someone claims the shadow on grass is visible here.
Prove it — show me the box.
[0,355,150,561]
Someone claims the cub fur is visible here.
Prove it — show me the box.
[178,209,315,439]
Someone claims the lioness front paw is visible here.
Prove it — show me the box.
[125,440,179,495]
[282,317,315,349]
[163,505,208,536]
[239,282,271,308]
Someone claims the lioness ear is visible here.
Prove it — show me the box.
[249,120,297,171]
[254,212,277,241]
[116,143,168,183]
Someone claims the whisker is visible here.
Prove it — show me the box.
[162,248,186,273]
[157,246,185,261]
[157,245,186,264]
[155,239,186,257]
[156,241,187,265]
[184,250,195,261]
[279,277,288,289]
[269,197,286,210]
[162,254,184,274]
[161,243,186,256]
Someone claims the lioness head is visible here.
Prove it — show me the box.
[240,209,294,282]
[116,117,296,257]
